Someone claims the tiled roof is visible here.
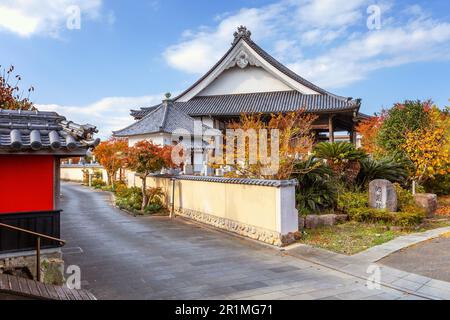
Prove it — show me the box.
[0,109,99,155]
[114,100,209,137]
[171,26,354,102]
[131,27,360,120]
[148,174,298,188]
[131,91,358,119]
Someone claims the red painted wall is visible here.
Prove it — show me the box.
[0,155,54,214]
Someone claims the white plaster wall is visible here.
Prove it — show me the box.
[276,185,299,235]
[193,151,204,173]
[128,134,169,147]
[201,117,215,128]
[198,66,294,96]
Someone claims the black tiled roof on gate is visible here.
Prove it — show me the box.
[0,109,99,155]
[131,91,359,119]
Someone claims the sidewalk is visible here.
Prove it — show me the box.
[284,226,450,300]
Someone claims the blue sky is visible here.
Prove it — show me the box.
[1,0,449,137]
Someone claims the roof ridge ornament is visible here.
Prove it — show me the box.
[232,25,251,45]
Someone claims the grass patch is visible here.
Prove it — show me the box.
[299,219,450,255]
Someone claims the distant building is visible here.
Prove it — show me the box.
[0,109,99,253]
[115,26,367,173]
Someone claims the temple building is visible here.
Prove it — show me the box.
[115,26,366,173]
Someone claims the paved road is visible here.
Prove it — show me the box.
[380,236,450,283]
[60,182,413,300]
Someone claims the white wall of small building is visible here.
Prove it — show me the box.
[198,66,294,96]
[127,133,171,147]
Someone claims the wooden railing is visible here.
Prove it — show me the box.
[0,223,66,282]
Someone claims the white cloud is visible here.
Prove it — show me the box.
[164,4,284,73]
[163,0,368,73]
[163,0,450,88]
[37,95,163,139]
[0,0,104,37]
[294,0,367,32]
[289,18,450,88]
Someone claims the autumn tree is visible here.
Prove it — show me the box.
[93,138,129,187]
[403,106,450,184]
[220,109,317,180]
[125,140,174,211]
[0,65,35,110]
[356,114,384,156]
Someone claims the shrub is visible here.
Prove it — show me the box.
[313,142,367,184]
[293,157,336,215]
[393,183,414,210]
[357,157,408,187]
[144,203,163,214]
[113,180,128,195]
[314,142,367,163]
[347,205,426,226]
[92,178,106,189]
[336,192,368,213]
[348,207,393,223]
[146,187,164,207]
[115,187,143,212]
[296,180,336,215]
[393,207,426,227]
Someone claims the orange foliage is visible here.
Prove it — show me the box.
[403,107,450,183]
[125,140,175,210]
[224,109,317,179]
[93,138,128,186]
[356,115,384,155]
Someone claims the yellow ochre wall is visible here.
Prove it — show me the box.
[60,165,108,183]
[130,174,298,246]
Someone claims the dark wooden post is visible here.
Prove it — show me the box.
[171,178,176,219]
[328,115,335,143]
[351,110,358,146]
[36,237,41,282]
[350,131,357,145]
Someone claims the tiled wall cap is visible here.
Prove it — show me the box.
[148,174,298,188]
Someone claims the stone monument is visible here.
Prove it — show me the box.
[369,179,398,212]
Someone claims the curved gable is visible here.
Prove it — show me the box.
[176,37,321,102]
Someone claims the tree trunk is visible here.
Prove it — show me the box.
[109,171,115,189]
[141,175,147,211]
[107,172,112,187]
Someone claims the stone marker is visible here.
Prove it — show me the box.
[414,193,438,218]
[369,179,398,212]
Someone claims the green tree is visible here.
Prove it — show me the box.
[377,100,430,153]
